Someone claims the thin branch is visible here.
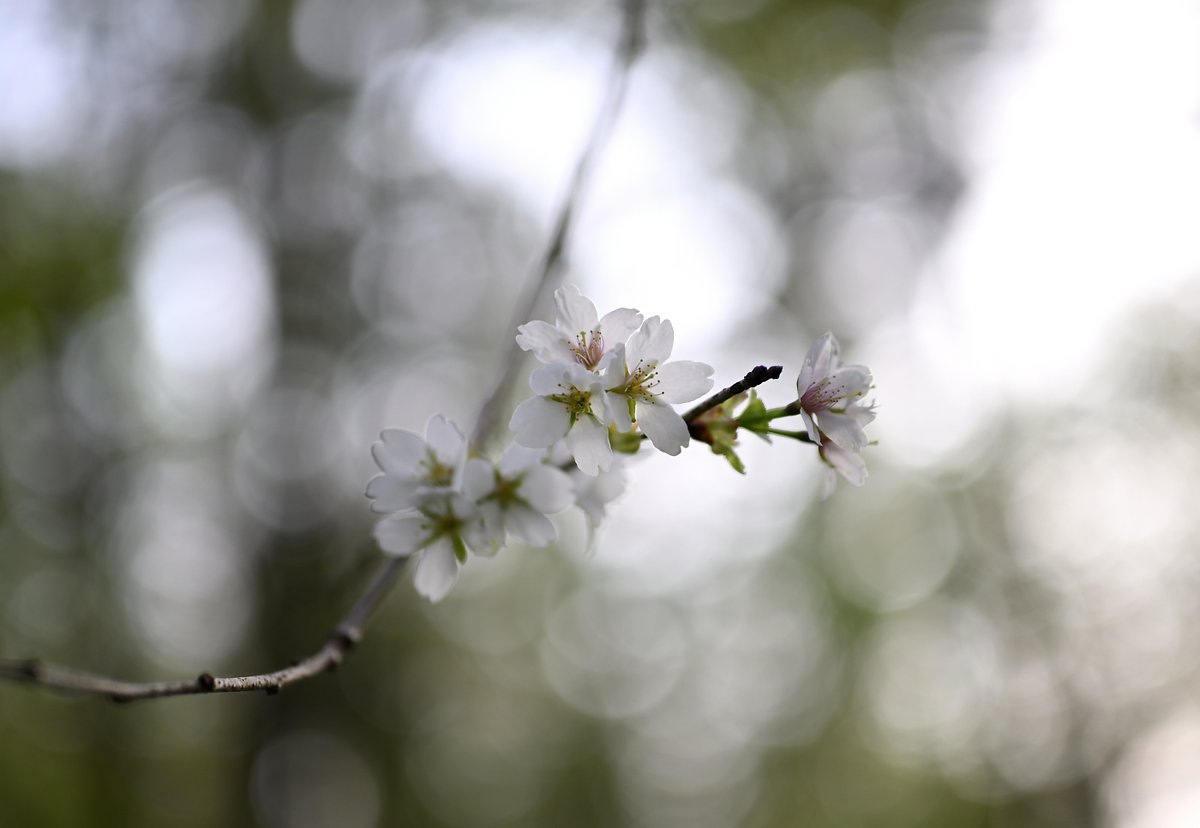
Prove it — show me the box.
[470,0,647,450]
[0,0,649,704]
[0,556,409,702]
[682,365,784,424]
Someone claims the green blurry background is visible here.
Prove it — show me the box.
[4,0,1200,826]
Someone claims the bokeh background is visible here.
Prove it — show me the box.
[3,0,1200,825]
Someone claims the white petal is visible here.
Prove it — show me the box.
[506,506,558,546]
[554,284,599,333]
[365,474,419,513]
[413,540,459,602]
[825,365,872,399]
[371,429,425,475]
[573,464,626,526]
[529,363,568,396]
[519,463,574,513]
[800,410,821,444]
[637,401,689,455]
[374,515,431,557]
[498,442,544,476]
[511,396,570,448]
[424,415,466,468]
[625,316,674,368]
[818,411,868,451]
[597,307,642,345]
[516,320,573,364]
[461,512,501,556]
[797,331,836,392]
[567,416,613,475]
[821,441,868,486]
[462,457,495,501]
[606,390,633,432]
[654,360,714,404]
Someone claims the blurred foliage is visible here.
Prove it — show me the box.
[3,1,1195,827]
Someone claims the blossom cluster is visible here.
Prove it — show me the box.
[366,285,876,601]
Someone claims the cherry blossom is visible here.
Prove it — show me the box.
[604,317,713,455]
[795,332,873,449]
[516,284,642,371]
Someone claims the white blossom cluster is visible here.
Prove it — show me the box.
[366,286,712,601]
[366,286,876,601]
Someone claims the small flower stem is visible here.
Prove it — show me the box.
[766,427,814,442]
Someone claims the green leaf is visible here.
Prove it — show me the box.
[736,390,771,435]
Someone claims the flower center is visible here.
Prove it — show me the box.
[800,377,860,413]
[569,329,605,370]
[621,360,661,402]
[420,451,456,487]
[549,385,595,425]
[484,470,525,508]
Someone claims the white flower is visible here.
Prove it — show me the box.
[604,317,713,455]
[510,361,615,476]
[374,493,491,602]
[795,332,872,449]
[463,444,574,547]
[364,414,467,514]
[516,284,642,372]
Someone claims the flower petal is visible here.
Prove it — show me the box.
[797,331,837,393]
[818,410,869,451]
[821,441,867,487]
[462,457,495,501]
[625,316,674,368]
[519,463,574,513]
[516,320,574,364]
[497,443,544,476]
[506,506,558,546]
[374,515,431,557]
[566,415,613,475]
[597,307,643,345]
[424,415,466,469]
[605,390,633,432]
[511,396,570,448]
[371,429,425,475]
[799,410,821,444]
[573,464,626,527]
[529,363,568,396]
[654,360,714,404]
[413,539,459,602]
[554,284,599,334]
[365,474,420,513]
[637,400,689,455]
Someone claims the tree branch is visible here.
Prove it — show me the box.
[470,0,647,450]
[0,556,409,702]
[682,365,784,424]
[0,0,649,704]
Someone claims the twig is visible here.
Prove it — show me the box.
[0,556,409,702]
[682,365,784,423]
[470,0,647,450]
[0,0,649,704]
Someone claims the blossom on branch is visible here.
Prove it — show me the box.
[509,361,616,475]
[374,493,493,602]
[795,332,873,450]
[365,414,468,514]
[463,444,574,547]
[516,284,642,371]
[604,317,714,455]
